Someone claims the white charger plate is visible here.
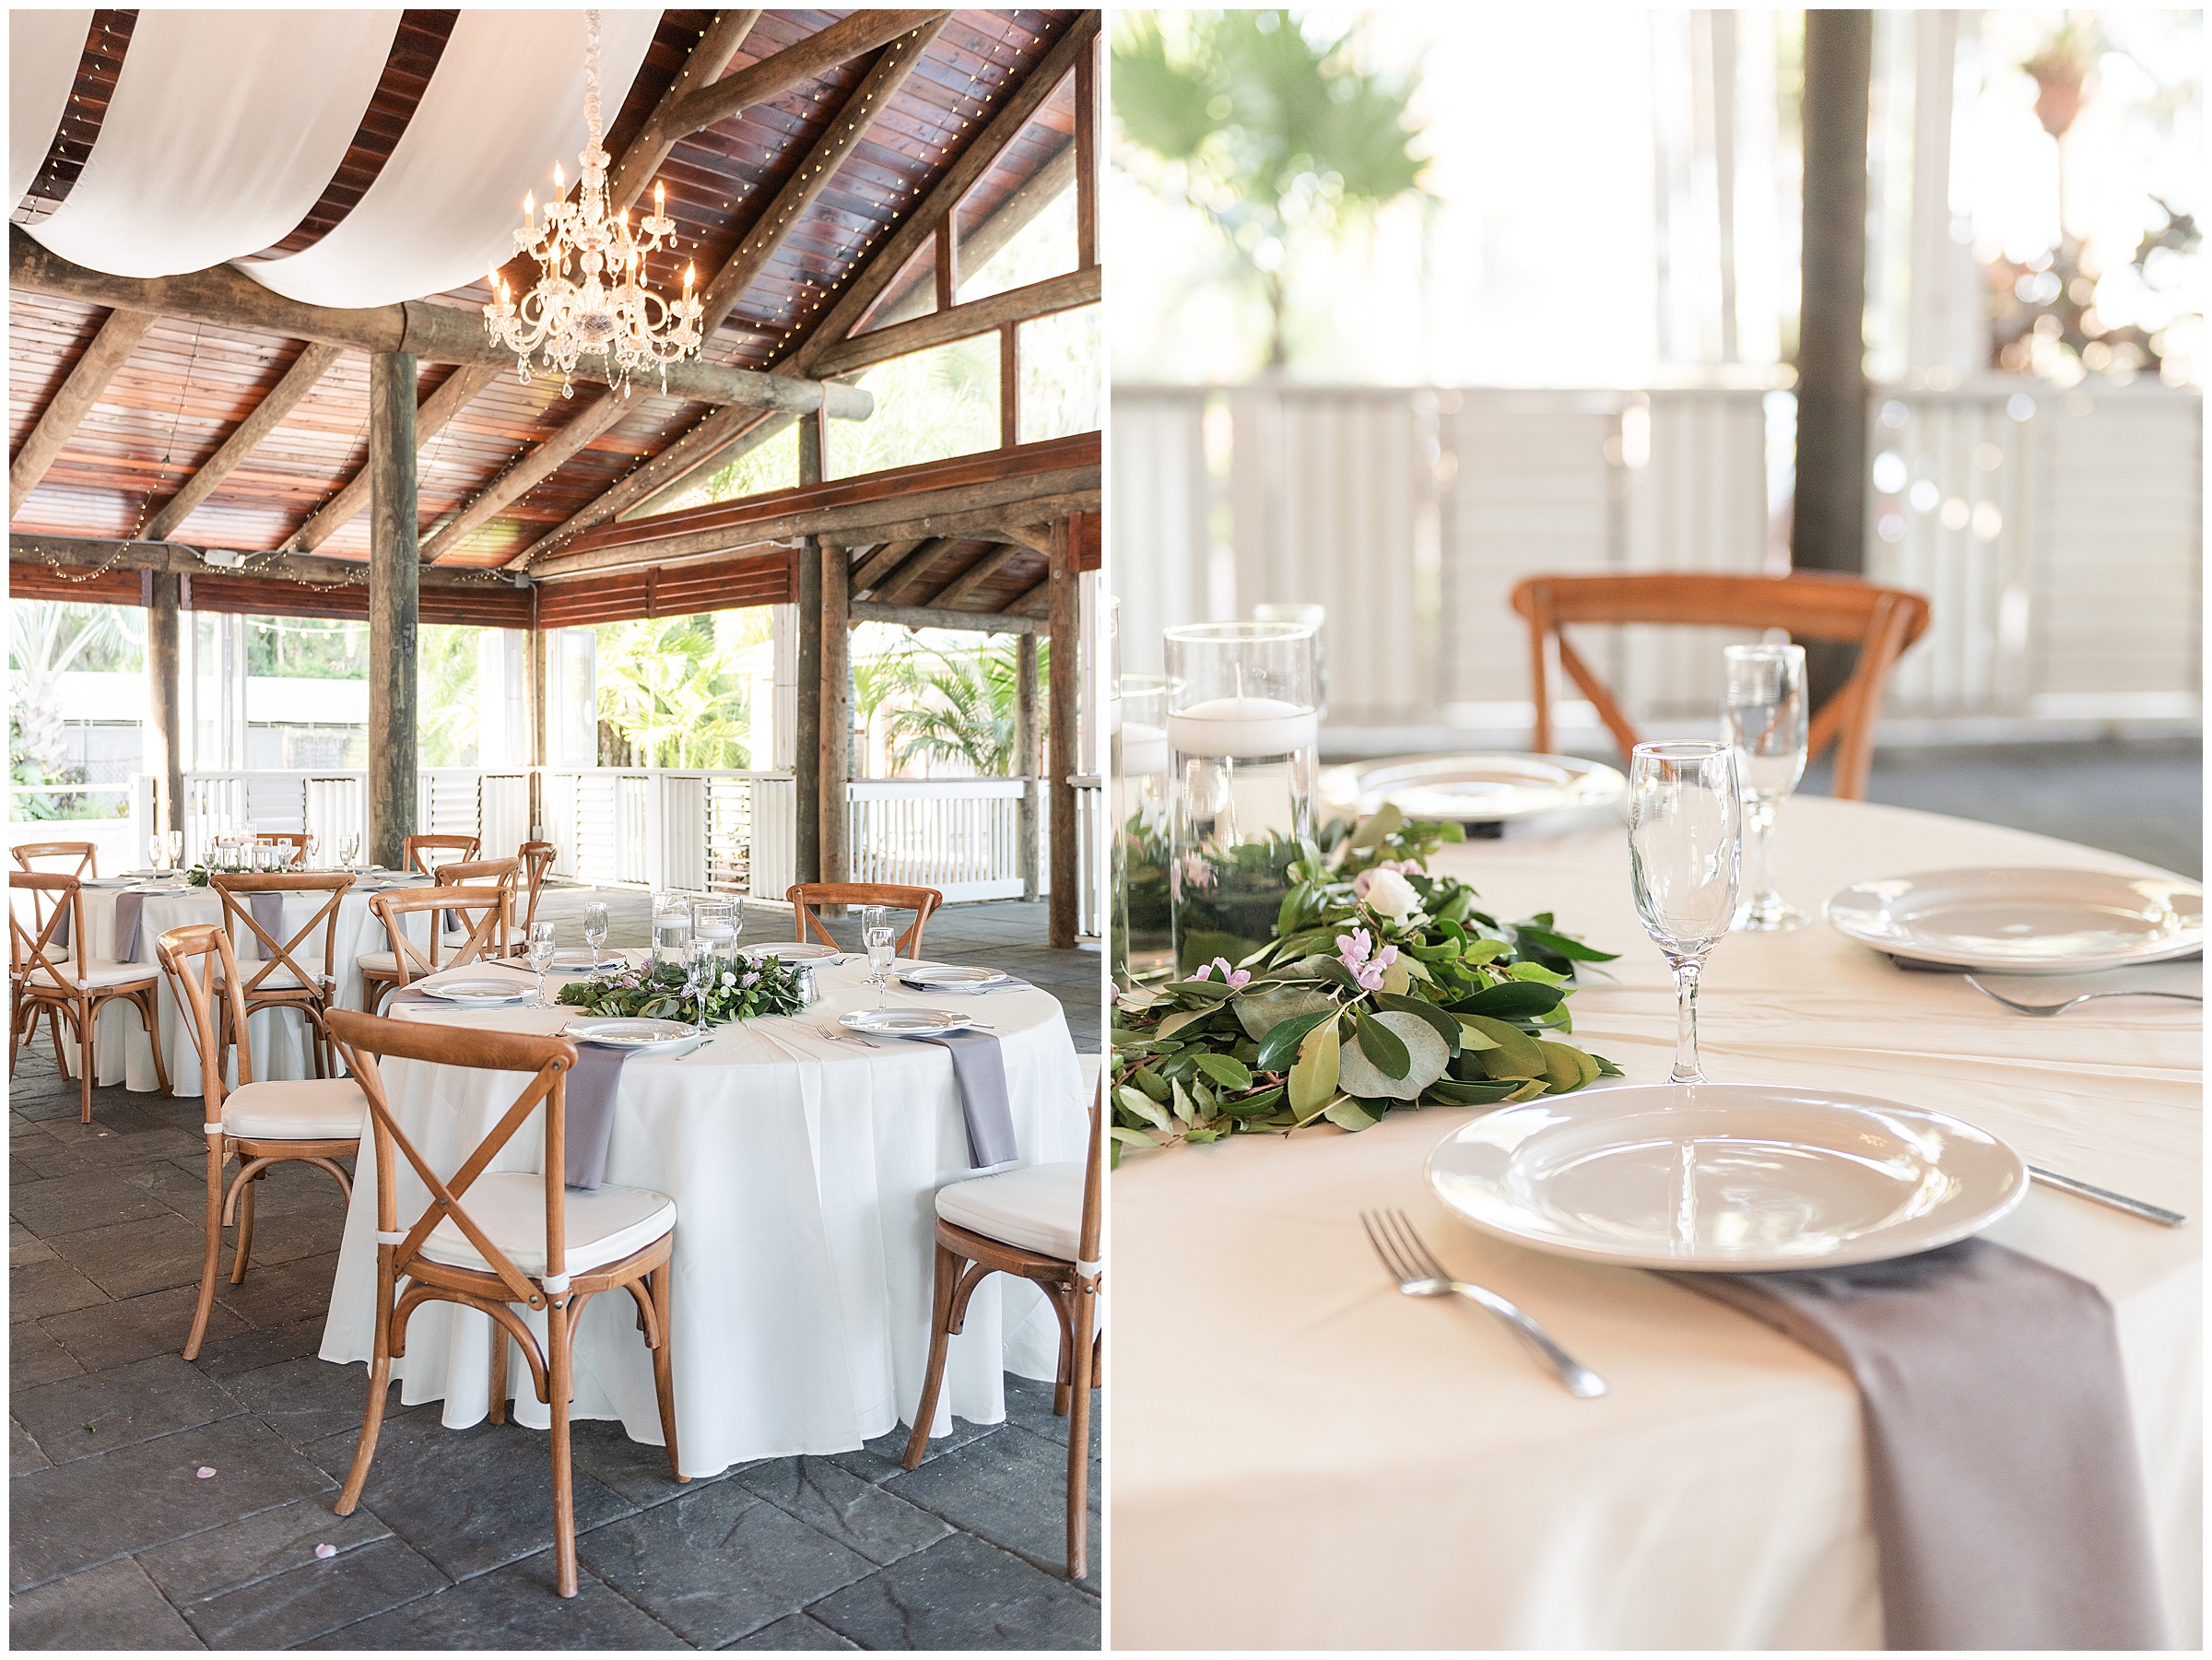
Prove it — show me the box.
[1825,866,2204,973]
[904,964,1009,988]
[418,978,536,1006]
[549,948,608,970]
[839,1007,976,1037]
[741,941,840,961]
[1320,752,1627,835]
[1425,1082,2027,1271]
[563,1017,703,1055]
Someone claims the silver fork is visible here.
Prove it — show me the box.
[1360,1208,1608,1398]
[814,1020,882,1050]
[1963,975,2203,1018]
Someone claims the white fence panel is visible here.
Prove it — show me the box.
[847,779,1027,901]
[1108,390,1213,679]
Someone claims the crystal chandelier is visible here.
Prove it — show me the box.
[484,8,704,397]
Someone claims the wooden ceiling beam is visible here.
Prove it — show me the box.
[810,265,1100,380]
[928,542,1029,611]
[7,226,868,417]
[423,391,630,562]
[876,538,957,605]
[603,9,766,213]
[1008,575,1052,615]
[284,364,501,552]
[656,10,947,147]
[8,306,156,515]
[10,533,520,592]
[140,341,345,541]
[848,536,926,597]
[511,406,783,565]
[867,138,1077,333]
[853,599,1041,635]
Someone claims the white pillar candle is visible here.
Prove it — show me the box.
[695,924,736,942]
[1119,720,1170,777]
[1166,696,1318,759]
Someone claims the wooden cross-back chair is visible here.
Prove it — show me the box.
[787,883,943,959]
[1509,572,1933,801]
[8,871,169,1123]
[323,1008,682,1599]
[510,842,558,955]
[359,887,512,1013]
[13,841,97,879]
[903,1072,1104,1579]
[209,872,352,1077]
[403,833,480,876]
[155,924,364,1360]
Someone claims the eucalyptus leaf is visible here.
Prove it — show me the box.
[1372,991,1462,1054]
[1233,984,1337,1042]
[1338,1011,1449,1101]
[1354,1012,1412,1079]
[1288,1016,1341,1113]
[1379,955,1413,996]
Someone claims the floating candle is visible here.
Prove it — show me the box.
[1166,695,1319,759]
[1119,720,1170,777]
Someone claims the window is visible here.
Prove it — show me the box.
[826,334,1000,478]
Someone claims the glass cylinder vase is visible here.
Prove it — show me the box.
[1112,674,1174,985]
[1164,621,1320,977]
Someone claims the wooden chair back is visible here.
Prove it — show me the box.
[1509,571,1932,801]
[436,857,521,939]
[8,871,81,985]
[369,887,512,985]
[155,923,255,1105]
[518,842,557,936]
[208,872,351,998]
[786,883,944,958]
[403,833,480,877]
[325,1008,580,1308]
[1076,1075,1103,1279]
[12,841,97,879]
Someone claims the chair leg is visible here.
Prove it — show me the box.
[335,1260,397,1516]
[1065,1277,1098,1581]
[488,1314,510,1425]
[47,1001,70,1078]
[75,996,93,1124]
[229,1173,257,1285]
[647,1261,685,1482]
[183,1155,228,1362]
[902,1242,963,1469]
[547,1298,579,1598]
[136,987,171,1096]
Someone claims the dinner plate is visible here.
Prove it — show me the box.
[904,964,1010,988]
[839,1007,976,1037]
[741,941,840,961]
[418,978,536,1006]
[1825,866,2204,973]
[1425,1082,2028,1271]
[549,948,607,970]
[562,1017,703,1055]
[1319,752,1627,838]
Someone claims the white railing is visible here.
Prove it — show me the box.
[1112,381,2202,745]
[850,777,1027,902]
[1072,774,1105,941]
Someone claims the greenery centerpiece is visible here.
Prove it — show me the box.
[555,954,806,1026]
[1111,807,1619,1161]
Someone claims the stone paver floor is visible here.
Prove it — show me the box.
[8,1035,1099,1650]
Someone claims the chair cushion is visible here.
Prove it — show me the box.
[356,951,399,975]
[222,1077,367,1141]
[28,957,159,991]
[935,1161,1085,1261]
[418,1170,675,1280]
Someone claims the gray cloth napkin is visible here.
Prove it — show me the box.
[1673,1238,2166,1651]
[112,891,148,960]
[908,1029,1019,1168]
[560,1042,634,1191]
[245,892,287,963]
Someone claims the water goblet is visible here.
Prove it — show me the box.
[339,832,360,868]
[1723,642,1809,931]
[163,830,182,872]
[1628,740,1743,1086]
[148,834,171,874]
[863,905,897,1007]
[582,901,610,972]
[525,921,558,1007]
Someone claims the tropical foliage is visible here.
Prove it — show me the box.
[1110,807,1618,1162]
[9,600,144,818]
[594,613,757,769]
[854,637,1049,776]
[1112,9,1428,370]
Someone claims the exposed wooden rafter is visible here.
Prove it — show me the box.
[865,139,1077,333]
[141,342,346,541]
[8,306,155,514]
[809,266,1100,380]
[928,543,1029,611]
[9,533,522,592]
[284,364,502,552]
[422,391,630,562]
[848,537,927,597]
[600,9,769,214]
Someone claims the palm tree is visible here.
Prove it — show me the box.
[1113,9,1428,371]
[855,639,1050,776]
[595,616,752,768]
[9,600,143,788]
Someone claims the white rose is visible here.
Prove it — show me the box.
[1363,866,1421,919]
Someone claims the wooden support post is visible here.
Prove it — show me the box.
[367,352,419,869]
[1015,632,1040,901]
[145,572,183,836]
[819,543,852,889]
[1047,513,1080,948]
[527,611,548,836]
[794,416,824,886]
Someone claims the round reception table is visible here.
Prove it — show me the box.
[1109,797,2200,1649]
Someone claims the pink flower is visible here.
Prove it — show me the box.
[1191,956,1250,991]
[1176,853,1214,894]
[1335,927,1398,992]
[313,1543,337,1560]
[196,1466,217,1479]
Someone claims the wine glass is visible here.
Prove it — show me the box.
[304,831,321,870]
[1628,740,1743,1086]
[339,832,359,868]
[148,834,171,875]
[1723,642,1809,931]
[863,905,898,1007]
[163,830,182,873]
[525,921,557,1007]
[582,901,610,972]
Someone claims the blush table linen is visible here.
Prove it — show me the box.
[319,958,1090,1478]
[1109,797,2200,1650]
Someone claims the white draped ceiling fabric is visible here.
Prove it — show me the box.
[15,9,661,311]
[8,10,95,208]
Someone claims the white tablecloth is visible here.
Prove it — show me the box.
[320,955,1091,1478]
[1111,797,2201,1649]
[35,875,433,1095]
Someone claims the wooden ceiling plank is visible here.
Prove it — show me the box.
[1008,574,1052,615]
[876,537,956,604]
[9,306,156,515]
[660,11,949,144]
[422,390,630,562]
[603,9,768,214]
[286,363,500,552]
[927,541,1027,611]
[848,536,925,596]
[141,341,345,540]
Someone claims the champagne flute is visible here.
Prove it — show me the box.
[582,901,610,972]
[1723,642,1810,931]
[339,832,359,868]
[865,924,899,1008]
[1628,740,1743,1086]
[304,830,321,870]
[526,921,558,1007]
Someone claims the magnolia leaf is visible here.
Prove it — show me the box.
[1354,1012,1411,1079]
[1288,1016,1341,1114]
[1134,1066,1171,1103]
[1225,1084,1287,1117]
[1372,991,1462,1054]
[1347,803,1406,851]
[1452,980,1565,1018]
[1253,1008,1335,1073]
[1453,1018,1500,1051]
[1156,1007,1217,1040]
[1459,1015,1548,1079]
[1170,979,1237,1002]
[1339,1011,1450,1101]
[1535,1040,1594,1092]
[1194,1053,1253,1092]
[1233,984,1337,1042]
[1115,1087,1171,1132]
[1505,1077,1552,1101]
[1322,1096,1381,1133]
[1108,1126,1159,1148]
